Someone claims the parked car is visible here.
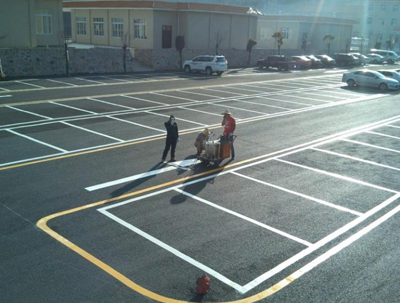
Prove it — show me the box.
[349,53,370,65]
[366,54,385,64]
[306,55,323,68]
[315,55,336,67]
[292,56,312,69]
[333,53,357,67]
[377,70,400,82]
[342,70,399,91]
[370,49,399,64]
[183,55,228,76]
[257,55,295,71]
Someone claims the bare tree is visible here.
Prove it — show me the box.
[323,34,335,55]
[272,31,284,55]
[121,32,129,73]
[214,31,227,55]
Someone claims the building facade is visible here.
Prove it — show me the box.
[64,1,258,50]
[0,0,64,48]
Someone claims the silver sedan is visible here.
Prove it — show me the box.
[378,70,400,82]
[342,70,399,91]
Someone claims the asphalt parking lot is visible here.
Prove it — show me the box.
[2,66,400,303]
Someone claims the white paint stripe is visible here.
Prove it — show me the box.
[49,101,98,114]
[276,159,398,194]
[87,97,135,110]
[15,80,45,89]
[0,95,12,98]
[312,147,400,172]
[151,92,200,103]
[46,79,78,86]
[7,129,67,152]
[232,172,362,216]
[87,166,177,191]
[203,87,246,96]
[301,91,342,100]
[147,111,207,126]
[61,121,124,142]
[75,77,106,84]
[178,106,222,117]
[230,99,291,111]
[98,208,245,293]
[253,96,314,107]
[342,139,400,154]
[120,95,168,106]
[366,131,400,141]
[179,90,224,99]
[106,115,166,133]
[241,193,400,293]
[0,151,64,167]
[209,102,268,115]
[6,105,52,119]
[0,87,10,91]
[384,124,400,130]
[100,76,131,82]
[230,86,266,94]
[175,189,312,246]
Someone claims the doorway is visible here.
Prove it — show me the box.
[162,25,172,48]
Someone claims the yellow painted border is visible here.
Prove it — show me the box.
[36,162,299,303]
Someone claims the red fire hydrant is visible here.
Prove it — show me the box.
[196,274,211,294]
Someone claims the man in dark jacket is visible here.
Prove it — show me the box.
[162,115,179,162]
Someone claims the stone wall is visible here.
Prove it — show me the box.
[0,47,140,78]
[136,48,306,71]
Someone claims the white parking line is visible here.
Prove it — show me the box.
[147,111,208,126]
[106,115,166,133]
[312,147,400,172]
[6,105,53,119]
[50,101,98,114]
[61,121,124,142]
[342,139,400,154]
[225,99,291,111]
[46,79,78,87]
[203,87,246,96]
[0,87,10,91]
[178,106,223,117]
[384,125,400,130]
[178,90,224,100]
[120,94,168,106]
[366,131,400,140]
[7,129,67,152]
[87,97,135,110]
[254,96,314,107]
[151,92,200,103]
[232,172,362,216]
[75,77,106,84]
[100,76,131,82]
[15,81,45,89]
[0,95,12,98]
[208,102,269,115]
[175,188,312,246]
[276,159,398,194]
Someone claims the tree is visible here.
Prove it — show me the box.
[246,38,257,66]
[121,32,129,74]
[374,41,382,49]
[301,36,308,54]
[175,36,185,69]
[214,31,226,55]
[323,34,335,55]
[386,37,395,50]
[272,31,284,55]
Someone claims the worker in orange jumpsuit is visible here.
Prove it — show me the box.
[221,109,236,159]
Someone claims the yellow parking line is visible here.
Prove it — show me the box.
[36,157,296,303]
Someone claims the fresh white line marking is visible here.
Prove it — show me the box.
[75,77,106,84]
[240,193,400,293]
[254,96,314,107]
[366,131,400,141]
[178,106,223,117]
[106,115,166,133]
[232,172,362,216]
[0,95,12,98]
[120,95,168,106]
[49,101,98,114]
[229,86,267,94]
[175,188,312,246]
[147,111,207,126]
[230,99,291,111]
[151,92,200,103]
[98,208,245,293]
[342,139,400,154]
[209,102,268,115]
[312,147,400,171]
[301,91,342,100]
[178,90,224,99]
[0,87,10,91]
[86,159,198,191]
[203,87,246,96]
[46,79,77,86]
[384,124,400,130]
[6,105,52,119]
[7,129,67,152]
[87,97,135,110]
[276,159,398,194]
[100,76,131,82]
[15,81,45,89]
[61,121,124,142]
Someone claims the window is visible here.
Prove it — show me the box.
[381,4,386,11]
[281,28,289,39]
[368,4,374,11]
[392,19,398,26]
[111,18,124,38]
[379,18,385,25]
[134,19,147,39]
[367,18,372,24]
[93,17,104,36]
[36,9,52,35]
[76,17,87,36]
[394,5,399,12]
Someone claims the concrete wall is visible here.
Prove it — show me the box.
[153,10,177,49]
[0,47,141,78]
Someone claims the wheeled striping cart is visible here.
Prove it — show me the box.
[199,135,236,165]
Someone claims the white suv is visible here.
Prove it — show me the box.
[183,55,228,76]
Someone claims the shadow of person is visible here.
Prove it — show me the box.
[110,161,167,198]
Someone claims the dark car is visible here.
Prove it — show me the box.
[306,55,323,68]
[316,55,336,67]
[257,55,295,71]
[291,56,312,69]
[333,53,357,67]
